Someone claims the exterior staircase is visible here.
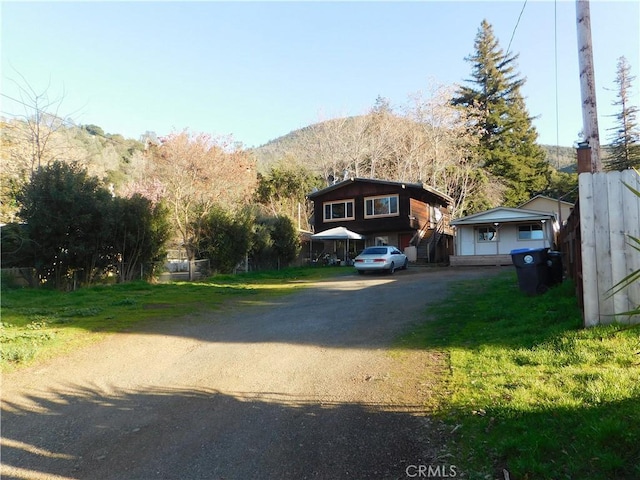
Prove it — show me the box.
[413,217,446,264]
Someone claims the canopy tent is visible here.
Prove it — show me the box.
[310,226,365,264]
[311,226,365,241]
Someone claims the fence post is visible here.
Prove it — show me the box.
[608,171,628,318]
[579,172,599,326]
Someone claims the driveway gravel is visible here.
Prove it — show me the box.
[1,267,505,480]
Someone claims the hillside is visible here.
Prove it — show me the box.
[540,144,578,173]
[2,113,584,223]
[250,117,363,173]
[252,117,580,174]
[0,118,146,222]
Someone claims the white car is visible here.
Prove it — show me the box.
[353,246,408,274]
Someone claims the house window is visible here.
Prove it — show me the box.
[375,236,389,246]
[324,200,354,221]
[518,224,544,240]
[365,195,399,218]
[478,226,497,242]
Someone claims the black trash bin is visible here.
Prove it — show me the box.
[546,251,564,286]
[510,248,550,295]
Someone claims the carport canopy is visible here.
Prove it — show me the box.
[310,227,364,263]
[310,226,364,240]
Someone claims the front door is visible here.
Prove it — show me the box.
[399,233,412,251]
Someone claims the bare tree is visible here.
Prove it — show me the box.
[361,103,406,180]
[294,107,408,184]
[296,116,367,184]
[4,72,70,172]
[253,83,490,216]
[1,73,75,222]
[404,83,487,216]
[297,84,487,216]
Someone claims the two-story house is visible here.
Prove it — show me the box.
[307,178,454,264]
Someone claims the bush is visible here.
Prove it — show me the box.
[249,215,300,270]
[197,206,253,274]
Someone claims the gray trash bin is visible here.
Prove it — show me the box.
[510,248,550,295]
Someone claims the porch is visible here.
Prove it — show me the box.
[449,254,513,267]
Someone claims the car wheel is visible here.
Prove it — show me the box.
[402,258,408,270]
[388,262,395,274]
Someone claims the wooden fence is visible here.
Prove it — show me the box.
[1,267,38,288]
[559,199,583,312]
[560,170,640,326]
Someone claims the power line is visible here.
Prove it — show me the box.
[554,0,561,169]
[2,92,82,128]
[1,92,31,108]
[506,0,528,57]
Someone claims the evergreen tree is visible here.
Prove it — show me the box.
[17,161,113,287]
[606,56,640,171]
[17,161,170,287]
[452,20,550,206]
[109,194,171,281]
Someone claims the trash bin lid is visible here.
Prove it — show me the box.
[510,247,547,254]
[510,247,549,266]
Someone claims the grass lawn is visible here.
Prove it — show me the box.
[0,266,349,371]
[399,271,640,479]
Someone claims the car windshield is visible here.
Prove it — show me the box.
[361,247,388,255]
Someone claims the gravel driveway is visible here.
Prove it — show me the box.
[1,267,504,480]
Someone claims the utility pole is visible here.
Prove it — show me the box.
[576,0,602,172]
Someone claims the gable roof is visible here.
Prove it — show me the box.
[307,177,453,204]
[518,195,574,209]
[450,207,556,226]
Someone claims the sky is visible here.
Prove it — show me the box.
[1,1,639,150]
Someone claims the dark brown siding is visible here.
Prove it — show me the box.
[313,184,413,234]
[310,179,451,236]
[410,198,428,228]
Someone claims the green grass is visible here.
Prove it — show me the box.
[399,272,640,479]
[0,266,349,371]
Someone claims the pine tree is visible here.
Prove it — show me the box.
[607,56,640,171]
[452,20,550,206]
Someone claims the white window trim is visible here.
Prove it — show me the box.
[517,223,544,241]
[477,226,498,242]
[364,194,400,219]
[323,199,355,222]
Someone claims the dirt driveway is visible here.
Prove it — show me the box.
[2,267,504,480]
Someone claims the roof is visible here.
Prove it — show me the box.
[518,195,574,209]
[450,207,556,226]
[310,226,364,240]
[307,177,453,204]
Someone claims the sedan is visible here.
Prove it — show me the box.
[353,246,408,274]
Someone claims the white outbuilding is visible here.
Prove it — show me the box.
[449,207,558,266]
